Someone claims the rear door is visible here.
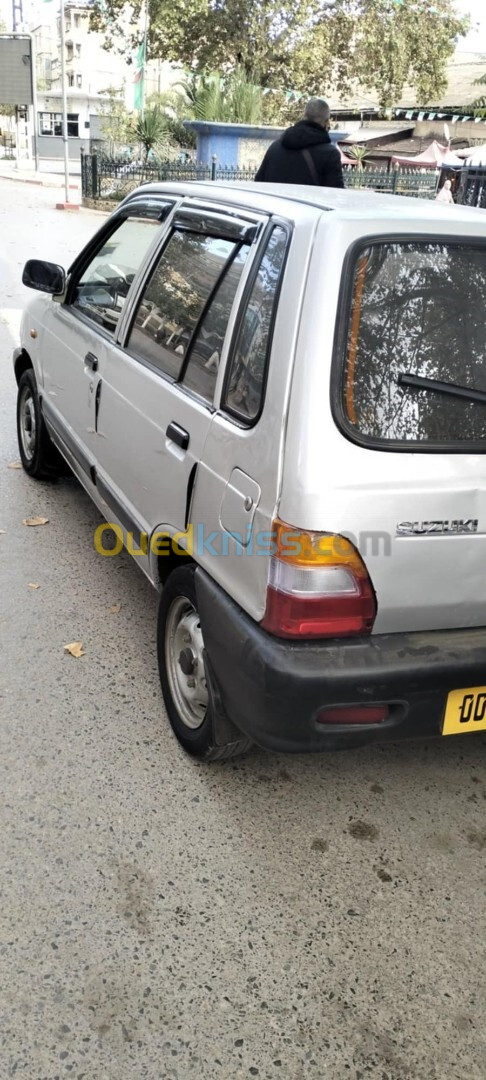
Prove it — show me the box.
[191,208,319,621]
[282,225,486,634]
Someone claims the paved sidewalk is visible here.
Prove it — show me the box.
[0,158,81,197]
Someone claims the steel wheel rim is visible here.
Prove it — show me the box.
[19,387,36,462]
[165,595,208,731]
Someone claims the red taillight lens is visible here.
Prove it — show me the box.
[262,520,377,640]
[317,705,389,726]
[263,585,376,638]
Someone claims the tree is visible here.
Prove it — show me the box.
[469,73,486,116]
[98,86,134,155]
[90,0,468,111]
[132,104,171,160]
[176,68,263,124]
[347,145,369,170]
[146,90,196,147]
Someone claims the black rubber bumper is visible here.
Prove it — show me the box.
[195,568,486,753]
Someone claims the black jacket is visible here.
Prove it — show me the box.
[255,120,344,188]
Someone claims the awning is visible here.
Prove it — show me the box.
[391,140,463,169]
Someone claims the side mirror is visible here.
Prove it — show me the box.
[22,259,66,295]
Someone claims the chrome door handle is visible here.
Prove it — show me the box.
[85,351,98,372]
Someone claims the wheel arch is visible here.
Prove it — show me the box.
[149,521,195,590]
[14,348,34,385]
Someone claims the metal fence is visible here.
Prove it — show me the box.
[457,167,486,209]
[0,132,15,159]
[80,149,438,202]
[343,169,438,198]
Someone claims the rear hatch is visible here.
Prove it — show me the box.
[282,226,486,634]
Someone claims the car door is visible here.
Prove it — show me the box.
[40,198,174,482]
[190,215,315,621]
[93,204,265,552]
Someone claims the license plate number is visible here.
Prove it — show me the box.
[443,686,486,735]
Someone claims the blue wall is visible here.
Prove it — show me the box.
[185,121,348,169]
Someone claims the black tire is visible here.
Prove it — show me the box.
[16,369,65,479]
[157,565,252,761]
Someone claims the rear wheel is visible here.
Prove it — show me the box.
[157,565,252,761]
[16,369,65,479]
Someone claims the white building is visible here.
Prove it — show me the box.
[29,1,178,159]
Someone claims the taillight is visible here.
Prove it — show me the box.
[262,519,376,639]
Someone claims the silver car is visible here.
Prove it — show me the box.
[14,182,486,758]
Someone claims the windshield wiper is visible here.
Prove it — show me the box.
[398,372,486,406]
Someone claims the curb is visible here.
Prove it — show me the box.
[0,172,79,192]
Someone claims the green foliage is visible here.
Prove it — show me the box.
[347,145,369,170]
[334,0,469,110]
[469,71,486,116]
[146,90,196,147]
[90,0,468,112]
[176,68,263,124]
[132,104,172,159]
[98,86,134,155]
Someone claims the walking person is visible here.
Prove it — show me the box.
[255,98,344,188]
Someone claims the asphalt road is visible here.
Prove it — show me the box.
[1,179,485,1080]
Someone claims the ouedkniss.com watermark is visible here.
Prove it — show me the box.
[93,523,393,558]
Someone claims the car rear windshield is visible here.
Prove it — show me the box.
[340,241,486,449]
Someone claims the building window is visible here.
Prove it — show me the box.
[74,13,80,27]
[38,112,79,138]
[75,43,81,57]
[76,74,82,88]
[68,73,74,87]
[67,114,79,137]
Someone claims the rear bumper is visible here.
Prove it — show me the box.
[195,569,486,753]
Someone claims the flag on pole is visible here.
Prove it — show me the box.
[133,42,145,111]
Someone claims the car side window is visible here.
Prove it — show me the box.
[181,244,250,404]
[127,230,238,380]
[72,216,161,335]
[223,226,288,423]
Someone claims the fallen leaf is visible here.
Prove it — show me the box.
[22,516,49,527]
[7,462,22,469]
[109,603,121,614]
[64,641,85,658]
[28,583,41,590]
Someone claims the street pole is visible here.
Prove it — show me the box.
[59,0,70,203]
[30,34,40,172]
[141,0,148,120]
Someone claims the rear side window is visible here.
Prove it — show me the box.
[128,231,238,380]
[339,241,486,449]
[223,225,288,423]
[182,245,249,404]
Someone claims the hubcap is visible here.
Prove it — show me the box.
[165,596,208,730]
[19,387,36,462]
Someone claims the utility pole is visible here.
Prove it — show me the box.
[12,0,23,31]
[141,0,148,120]
[59,0,70,203]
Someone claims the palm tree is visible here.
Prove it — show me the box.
[132,106,169,161]
[174,67,263,125]
[347,145,369,171]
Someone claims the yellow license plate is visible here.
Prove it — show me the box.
[443,686,486,735]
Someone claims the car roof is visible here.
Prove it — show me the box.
[132,179,486,225]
